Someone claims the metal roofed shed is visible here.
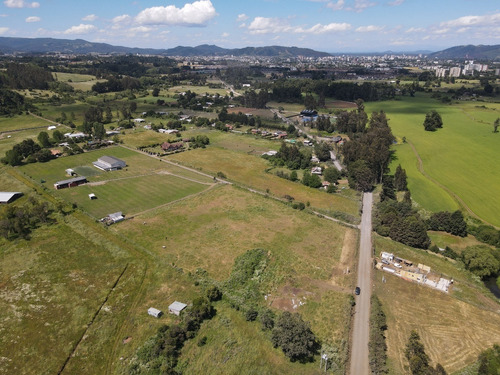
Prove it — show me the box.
[0,192,23,204]
[109,212,124,223]
[168,301,187,316]
[54,176,87,190]
[93,156,126,171]
[88,193,97,200]
[148,307,163,318]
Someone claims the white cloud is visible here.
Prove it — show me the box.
[3,0,39,8]
[351,0,377,12]
[327,0,345,11]
[248,17,351,35]
[63,24,97,35]
[441,13,500,28]
[112,14,131,24]
[299,22,351,34]
[405,27,425,33]
[237,14,248,22]
[248,17,290,34]
[433,28,449,35]
[390,39,414,46]
[25,16,40,22]
[135,0,216,26]
[129,26,152,33]
[388,0,404,6]
[82,14,98,21]
[221,32,229,38]
[0,27,9,34]
[355,25,384,32]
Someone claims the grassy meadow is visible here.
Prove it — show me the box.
[109,184,356,374]
[372,235,500,374]
[365,94,500,227]
[169,145,360,219]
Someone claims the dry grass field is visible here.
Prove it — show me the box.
[373,235,500,374]
[108,184,357,373]
[169,147,360,219]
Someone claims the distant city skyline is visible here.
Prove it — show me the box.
[0,0,499,53]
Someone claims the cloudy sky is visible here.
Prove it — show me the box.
[0,0,499,52]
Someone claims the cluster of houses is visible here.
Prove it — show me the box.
[148,301,187,318]
[377,252,452,293]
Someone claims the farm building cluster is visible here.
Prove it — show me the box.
[376,252,452,293]
[147,301,187,318]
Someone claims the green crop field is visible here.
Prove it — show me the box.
[0,128,42,156]
[365,94,500,227]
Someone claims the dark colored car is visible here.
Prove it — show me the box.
[355,287,361,295]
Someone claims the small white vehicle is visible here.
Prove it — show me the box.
[394,263,402,268]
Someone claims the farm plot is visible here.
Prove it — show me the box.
[169,146,360,219]
[57,173,210,218]
[365,94,500,227]
[0,114,52,133]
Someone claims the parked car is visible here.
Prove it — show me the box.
[394,263,402,268]
[355,287,361,295]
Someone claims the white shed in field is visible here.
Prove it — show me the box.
[148,307,163,318]
[168,301,187,316]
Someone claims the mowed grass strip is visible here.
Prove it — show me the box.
[365,94,500,226]
[169,147,360,217]
[57,173,209,218]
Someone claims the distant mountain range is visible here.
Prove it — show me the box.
[429,44,500,60]
[0,37,499,60]
[0,37,330,58]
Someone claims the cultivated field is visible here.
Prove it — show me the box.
[365,94,500,227]
[0,114,53,132]
[372,235,500,374]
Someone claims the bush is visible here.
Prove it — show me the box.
[245,307,258,321]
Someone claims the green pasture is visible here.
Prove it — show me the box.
[0,128,40,156]
[53,72,97,83]
[58,173,209,218]
[0,114,52,132]
[365,94,500,227]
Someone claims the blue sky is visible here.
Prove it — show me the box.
[0,0,499,52]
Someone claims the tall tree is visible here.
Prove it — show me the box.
[394,164,408,191]
[423,110,443,131]
[37,131,51,148]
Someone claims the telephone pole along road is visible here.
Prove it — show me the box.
[349,192,373,375]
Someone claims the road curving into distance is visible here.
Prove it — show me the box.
[349,192,373,375]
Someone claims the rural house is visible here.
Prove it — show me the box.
[93,156,126,171]
[161,142,184,152]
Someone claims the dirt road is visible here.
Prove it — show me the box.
[349,192,373,375]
